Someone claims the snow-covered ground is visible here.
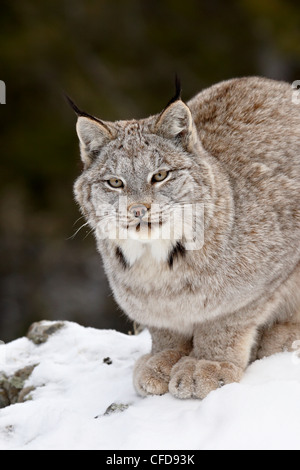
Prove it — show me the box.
[0,321,300,450]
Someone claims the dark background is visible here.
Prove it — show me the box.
[1,0,300,342]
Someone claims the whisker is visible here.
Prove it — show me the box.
[72,215,85,227]
[83,228,94,240]
[67,221,90,240]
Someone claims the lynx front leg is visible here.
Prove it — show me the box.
[169,317,257,400]
[133,327,192,397]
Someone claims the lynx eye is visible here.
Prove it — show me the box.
[151,170,169,183]
[107,178,124,188]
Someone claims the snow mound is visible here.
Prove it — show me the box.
[0,321,300,450]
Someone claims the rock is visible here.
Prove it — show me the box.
[0,365,37,409]
[0,373,10,408]
[27,321,65,345]
[18,385,35,403]
[0,321,65,409]
[103,357,112,365]
[103,402,131,416]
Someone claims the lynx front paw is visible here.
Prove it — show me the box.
[169,357,243,400]
[133,350,186,397]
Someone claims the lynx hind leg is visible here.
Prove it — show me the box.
[256,322,300,360]
[257,264,300,360]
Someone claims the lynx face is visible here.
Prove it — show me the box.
[73,96,207,256]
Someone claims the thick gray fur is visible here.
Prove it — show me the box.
[73,77,300,399]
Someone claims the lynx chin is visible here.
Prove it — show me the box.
[70,77,300,400]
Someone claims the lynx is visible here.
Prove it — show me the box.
[70,77,300,399]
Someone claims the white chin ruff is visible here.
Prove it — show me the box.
[118,238,175,266]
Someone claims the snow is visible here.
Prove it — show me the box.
[0,321,300,450]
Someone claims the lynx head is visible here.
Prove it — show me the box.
[71,82,208,264]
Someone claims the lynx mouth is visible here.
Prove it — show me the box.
[128,221,163,232]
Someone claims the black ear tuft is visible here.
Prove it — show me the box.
[163,75,182,110]
[174,74,182,101]
[64,93,85,116]
[64,93,105,125]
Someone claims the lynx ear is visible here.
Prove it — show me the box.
[155,100,197,151]
[65,95,115,168]
[76,117,115,168]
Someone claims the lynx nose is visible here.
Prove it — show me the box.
[129,204,150,219]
